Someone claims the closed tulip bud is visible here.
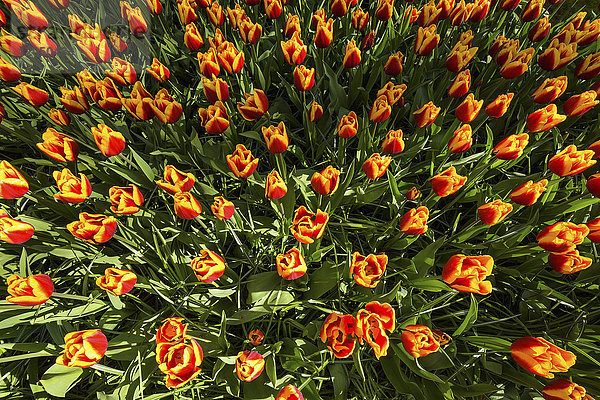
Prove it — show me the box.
[548,145,596,176]
[564,91,599,117]
[105,58,136,86]
[311,166,340,195]
[147,58,170,82]
[509,179,548,205]
[314,18,334,48]
[281,32,307,65]
[442,254,494,294]
[6,274,53,305]
[343,40,361,68]
[108,31,128,53]
[511,337,576,378]
[455,93,483,123]
[293,65,315,91]
[53,168,91,203]
[91,124,126,157]
[417,1,440,26]
[152,89,183,124]
[549,250,592,275]
[0,103,4,122]
[264,0,282,19]
[248,329,264,346]
[285,14,301,38]
[12,82,49,107]
[477,200,513,225]
[311,9,326,29]
[586,218,600,242]
[499,0,520,10]
[59,86,89,114]
[375,0,394,21]
[529,17,550,42]
[406,186,421,200]
[490,36,515,63]
[521,0,544,22]
[10,0,48,30]
[146,0,162,14]
[350,252,387,288]
[351,8,369,30]
[362,153,391,180]
[202,75,229,103]
[178,0,198,25]
[290,206,329,244]
[211,196,234,220]
[67,213,117,244]
[500,47,535,79]
[236,351,265,382]
[207,1,225,25]
[527,104,566,132]
[239,18,262,44]
[485,93,514,118]
[0,210,34,244]
[448,124,472,153]
[27,30,56,57]
[401,325,440,358]
[96,268,137,296]
[532,76,568,104]
[381,129,405,154]
[109,184,144,214]
[400,206,429,235]
[330,0,349,17]
[199,101,229,134]
[122,81,154,120]
[536,222,589,253]
[430,166,467,197]
[156,165,195,194]
[437,0,456,20]
[227,144,259,178]
[37,128,79,162]
[185,23,204,51]
[468,0,491,22]
[369,95,391,122]
[126,7,148,35]
[197,48,220,77]
[48,108,70,126]
[226,4,245,29]
[0,161,28,200]
[446,43,478,72]
[414,25,439,56]
[413,101,440,127]
[493,133,529,160]
[174,192,202,219]
[276,385,304,400]
[276,247,307,280]
[337,111,358,138]
[361,31,375,50]
[190,250,225,282]
[320,312,357,358]
[0,55,20,82]
[448,69,471,98]
[237,89,269,121]
[47,0,69,8]
[0,29,25,57]
[575,52,600,80]
[56,330,108,368]
[538,40,578,71]
[265,170,287,199]
[76,69,97,96]
[90,78,123,111]
[448,0,468,25]
[309,101,323,122]
[384,51,403,75]
[262,121,289,153]
[542,379,593,400]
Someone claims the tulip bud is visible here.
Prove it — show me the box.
[12,82,49,107]
[521,0,544,22]
[578,19,600,46]
[174,192,202,219]
[315,18,334,48]
[0,28,25,57]
[56,330,108,368]
[537,222,588,253]
[293,65,315,91]
[309,101,323,122]
[91,124,126,157]
[156,165,195,195]
[96,268,137,296]
[381,129,405,154]
[485,93,514,118]
[542,379,593,400]
[48,108,70,126]
[414,25,440,56]
[262,121,289,153]
[108,31,128,53]
[122,81,154,120]
[369,95,391,122]
[0,160,29,199]
[89,78,123,111]
[146,0,162,14]
[499,0,520,10]
[500,47,535,79]
[455,93,483,123]
[384,51,403,75]
[0,55,21,82]
[197,48,220,77]
[147,58,170,82]
[400,206,429,234]
[311,166,340,196]
[185,23,204,51]
[27,30,57,58]
[211,196,235,220]
[236,351,265,382]
[493,133,529,160]
[538,39,578,71]
[575,52,600,80]
[446,43,478,72]
[361,30,375,50]
[343,40,361,68]
[527,103,567,132]
[281,32,307,65]
[448,69,471,98]
[239,17,262,44]
[563,91,599,117]
[448,124,472,153]
[276,385,304,400]
[375,0,394,21]
[509,179,548,205]
[152,89,183,124]
[477,200,513,225]
[290,206,329,244]
[207,1,225,25]
[350,252,387,288]
[352,8,369,30]
[413,101,440,127]
[265,170,287,199]
[311,9,326,29]
[249,329,264,346]
[227,144,259,178]
[531,76,568,104]
[109,185,144,214]
[548,250,592,275]
[337,111,358,138]
[529,17,550,42]
[284,14,301,38]
[106,57,136,86]
[264,0,283,19]
[587,218,600,242]
[331,0,350,17]
[67,213,117,244]
[362,153,391,180]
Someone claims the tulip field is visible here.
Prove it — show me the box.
[1,0,600,398]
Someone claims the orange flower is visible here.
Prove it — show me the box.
[538,39,578,71]
[532,76,569,104]
[211,196,235,220]
[536,222,589,253]
[449,0,469,25]
[226,144,259,178]
[178,0,198,24]
[276,385,304,400]
[380,129,405,154]
[414,25,439,56]
[48,108,70,126]
[500,47,535,79]
[174,192,202,219]
[56,329,108,368]
[448,69,471,98]
[400,206,429,235]
[10,0,48,30]
[587,173,600,197]
[152,89,183,124]
[417,0,441,26]
[314,18,334,48]
[53,168,91,203]
[27,30,56,57]
[72,24,111,64]
[239,18,262,44]
[485,93,514,118]
[548,145,596,177]
[563,91,599,117]
[157,165,195,194]
[105,57,136,86]
[311,166,340,196]
[237,89,269,121]
[0,28,25,57]
[521,0,544,22]
[330,0,349,17]
[109,185,143,214]
[437,0,455,19]
[352,7,369,30]
[442,254,494,295]
[67,213,117,244]
[309,101,323,122]
[59,86,89,114]
[197,48,220,77]
[264,0,282,19]
[0,55,21,82]
[369,95,391,123]
[6,274,53,306]
[468,0,490,22]
[0,210,35,244]
[207,1,225,25]
[362,153,391,180]
[542,379,593,400]
[401,325,440,358]
[184,23,204,50]
[236,351,265,382]
[37,128,79,162]
[455,93,483,123]
[265,170,287,199]
[217,41,245,74]
[384,51,404,75]
[509,179,548,206]
[281,32,307,65]
[91,124,126,157]
[284,14,301,38]
[511,337,576,379]
[12,82,49,107]
[377,82,405,105]
[448,124,472,153]
[343,40,361,68]
[276,247,307,280]
[413,101,440,127]
[549,250,592,275]
[156,318,188,344]
[198,101,230,134]
[575,52,600,80]
[108,31,128,53]
[0,160,29,199]
[202,75,229,104]
[529,17,551,42]
[190,249,226,282]
[147,58,170,82]
[477,200,513,225]
[446,43,478,73]
[249,329,264,346]
[337,111,358,138]
[96,268,137,296]
[290,206,329,244]
[156,337,203,388]
[406,186,421,200]
[146,0,162,14]
[430,166,466,197]
[88,78,123,111]
[293,65,315,91]
[355,302,395,358]
[350,252,387,288]
[375,0,394,21]
[493,133,529,160]
[320,312,356,358]
[578,19,600,46]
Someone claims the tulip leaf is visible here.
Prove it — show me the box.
[328,363,349,400]
[40,364,83,398]
[413,236,446,277]
[453,294,478,336]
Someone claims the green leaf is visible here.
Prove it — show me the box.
[453,294,478,336]
[413,236,446,277]
[40,364,83,398]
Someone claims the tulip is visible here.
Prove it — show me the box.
[68,14,85,34]
[352,8,369,30]
[0,160,28,199]
[156,165,195,194]
[197,48,220,78]
[152,89,183,124]
[276,385,304,400]
[262,121,289,153]
[341,40,361,69]
[355,302,395,358]
[293,65,315,91]
[455,93,483,123]
[146,0,162,14]
[211,196,234,220]
[156,338,203,388]
[521,0,544,22]
[73,27,111,64]
[587,173,600,197]
[377,82,406,106]
[56,330,108,368]
[400,206,429,235]
[0,210,34,244]
[239,17,262,44]
[490,36,516,64]
[430,166,467,197]
[190,249,225,282]
[53,168,91,203]
[126,7,148,35]
[227,144,259,178]
[208,28,225,49]
[380,129,405,154]
[105,58,136,86]
[309,101,323,122]
[237,89,269,121]
[311,9,326,29]
[536,222,589,253]
[147,58,170,82]
[0,55,20,82]
[264,0,282,18]
[236,351,265,382]
[442,254,494,295]
[350,252,387,288]
[448,124,472,153]
[198,101,229,134]
[448,69,471,98]
[108,31,128,53]
[406,187,421,200]
[67,213,117,244]
[362,31,375,53]
[401,325,440,358]
[156,321,190,346]
[174,192,202,219]
[511,337,576,378]
[6,274,53,305]
[37,129,79,162]
[178,0,198,24]
[217,41,244,74]
[493,133,529,160]
[12,82,48,107]
[109,185,144,214]
[538,40,578,71]
[578,19,600,46]
[477,200,513,225]
[265,170,287,199]
[500,48,535,79]
[548,145,596,176]
[314,18,334,48]
[484,93,514,118]
[362,153,391,180]
[27,30,56,57]
[249,329,264,346]
[311,166,340,196]
[575,52,600,79]
[122,81,154,120]
[290,206,329,244]
[58,86,89,115]
[449,0,468,25]
[383,51,403,75]
[542,379,593,400]
[529,17,550,42]
[417,1,441,26]
[446,43,478,72]
[588,140,600,158]
[47,0,69,8]
[375,0,394,21]
[532,76,568,104]
[366,96,390,123]
[586,218,600,242]
[206,1,224,25]
[96,268,137,296]
[549,250,592,275]
[526,104,566,133]
[48,108,70,126]
[89,78,123,111]
[10,0,48,30]
[0,28,25,57]
[284,14,301,38]
[509,179,548,205]
[564,91,599,117]
[281,32,307,65]
[276,247,307,280]
[499,0,520,10]
[330,0,349,17]
[414,25,439,56]
[184,23,204,51]
[76,69,97,96]
[91,124,126,157]
[413,101,440,127]
[337,111,358,138]
[468,0,491,22]
[320,313,356,358]
[0,103,4,122]
[406,6,421,24]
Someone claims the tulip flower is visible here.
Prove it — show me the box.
[67,213,117,244]
[526,104,566,133]
[414,25,439,56]
[417,1,441,26]
[361,31,375,52]
[377,82,406,106]
[468,0,491,21]
[56,330,108,368]
[430,166,467,197]
[413,101,440,127]
[262,121,289,153]
[352,8,369,30]
[455,93,483,123]
[48,108,70,126]
[549,250,592,275]
[105,58,136,86]
[6,274,53,305]
[375,0,394,21]
[311,9,326,29]
[383,51,404,75]
[227,144,259,178]
[563,91,599,117]
[91,124,126,157]
[320,313,356,358]
[27,30,56,57]
[500,47,535,79]
[147,58,170,82]
[0,210,34,244]
[156,318,188,344]
[293,65,315,91]
[529,17,550,42]
[493,133,529,160]
[588,140,600,158]
[126,7,147,35]
[309,101,323,122]
[448,124,472,153]
[509,179,548,205]
[442,254,494,295]
[37,129,79,162]
[355,302,395,358]
[406,187,421,200]
[53,168,91,203]
[0,160,29,199]
[0,55,20,82]
[96,268,137,296]
[276,247,307,280]
[109,184,144,214]
[152,89,183,124]
[248,329,264,346]
[281,32,307,65]
[89,78,123,111]
[217,41,244,74]
[122,81,154,120]
[401,325,440,358]
[477,200,513,225]
[178,0,198,24]
[449,0,468,25]
[532,76,568,104]
[0,28,25,57]
[276,385,304,400]
[284,14,301,38]
[314,18,334,48]
[47,0,69,8]
[337,111,358,138]
[237,89,269,121]
[575,52,600,80]
[342,40,361,69]
[174,192,202,219]
[156,337,203,388]
[59,86,89,114]
[448,69,471,98]
[400,206,429,235]
[538,39,578,71]
[190,249,225,282]
[10,0,48,30]
[586,218,600,243]
[490,36,517,65]
[380,129,404,154]
[362,153,391,180]
[185,23,204,51]
[156,165,195,194]
[499,0,520,10]
[330,0,349,17]
[265,170,287,199]
[146,0,162,14]
[350,252,387,288]
[76,69,97,95]
[520,0,544,22]
[548,145,596,176]
[12,82,48,107]
[207,1,225,25]
[211,196,234,220]
[485,93,514,118]
[587,173,600,197]
[367,96,390,123]
[542,379,593,400]
[578,19,600,46]
[536,222,589,253]
[264,0,282,18]
[197,48,220,77]
[236,351,265,382]
[311,166,340,196]
[108,31,128,53]
[446,43,478,72]
[437,0,455,20]
[511,337,576,378]
[290,206,329,244]
[239,17,262,44]
[72,25,111,64]
[198,101,230,134]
